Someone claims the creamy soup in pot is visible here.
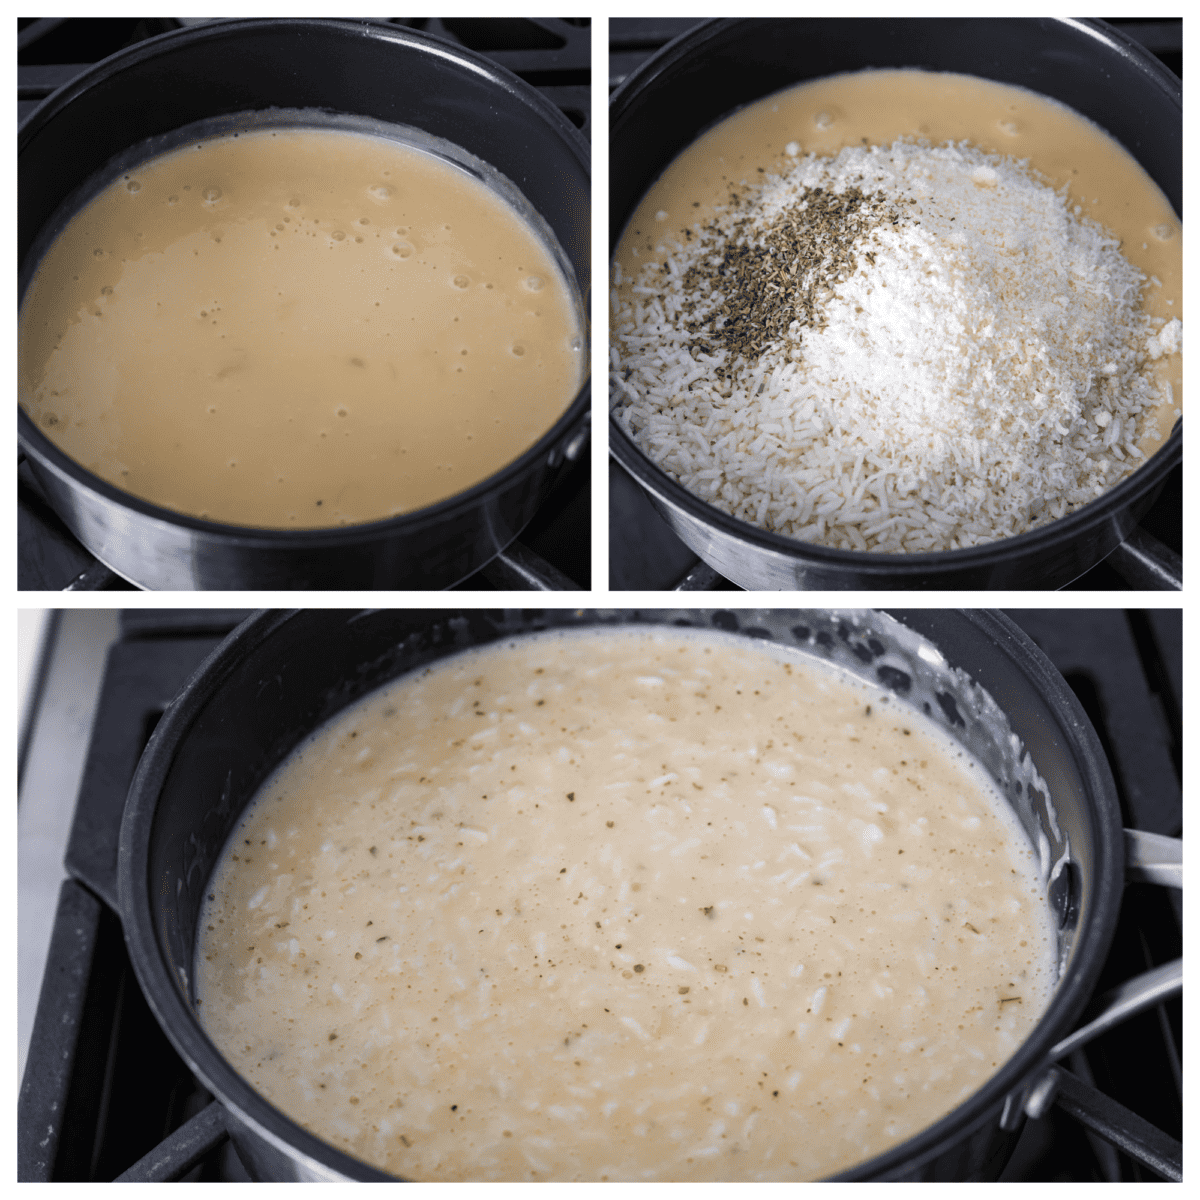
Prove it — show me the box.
[19,121,585,529]
[196,627,1057,1180]
[612,70,1182,553]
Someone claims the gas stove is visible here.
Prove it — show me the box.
[607,18,1183,592]
[17,17,591,591]
[17,609,1181,1181]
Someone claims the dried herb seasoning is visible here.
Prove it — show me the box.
[680,184,908,375]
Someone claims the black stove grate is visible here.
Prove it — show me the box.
[17,17,591,591]
[608,18,1183,592]
[18,609,1181,1181]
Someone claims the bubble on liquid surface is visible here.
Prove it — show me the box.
[332,230,346,241]
[451,274,471,290]
[167,195,179,205]
[512,344,526,357]
[998,119,1020,137]
[391,242,414,259]
[203,187,223,204]
[93,248,105,258]
[126,180,141,194]
[522,275,545,293]
[369,185,393,202]
[1153,224,1175,241]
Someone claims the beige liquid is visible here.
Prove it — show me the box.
[196,628,1056,1181]
[615,69,1182,451]
[20,123,585,528]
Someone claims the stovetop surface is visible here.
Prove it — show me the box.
[17,609,1182,1181]
[17,17,591,592]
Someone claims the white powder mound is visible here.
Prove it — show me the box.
[612,142,1181,553]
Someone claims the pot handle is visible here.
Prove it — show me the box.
[1046,957,1182,1064]
[1044,829,1181,1064]
[1000,829,1183,1167]
[999,956,1182,1139]
[479,542,584,591]
[1123,828,1182,888]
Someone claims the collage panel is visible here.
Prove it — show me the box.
[12,12,1185,1192]
[17,608,1181,1180]
[608,19,1181,592]
[18,18,591,592]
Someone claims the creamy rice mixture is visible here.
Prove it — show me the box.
[197,628,1056,1180]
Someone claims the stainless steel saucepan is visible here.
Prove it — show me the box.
[117,609,1181,1179]
[20,19,590,590]
[610,18,1182,590]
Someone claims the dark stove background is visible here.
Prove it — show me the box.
[608,18,1183,591]
[18,609,1182,1181]
[17,17,591,591]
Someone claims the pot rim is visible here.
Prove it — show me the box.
[609,17,1183,132]
[18,16,591,550]
[117,608,1126,1181]
[608,16,1181,580]
[840,608,1125,1178]
[611,419,1180,578]
[118,609,389,1180]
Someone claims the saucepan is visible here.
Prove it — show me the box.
[116,609,1181,1179]
[19,19,590,590]
[610,18,1182,589]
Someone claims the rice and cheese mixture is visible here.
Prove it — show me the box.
[613,134,1181,553]
[196,628,1056,1180]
